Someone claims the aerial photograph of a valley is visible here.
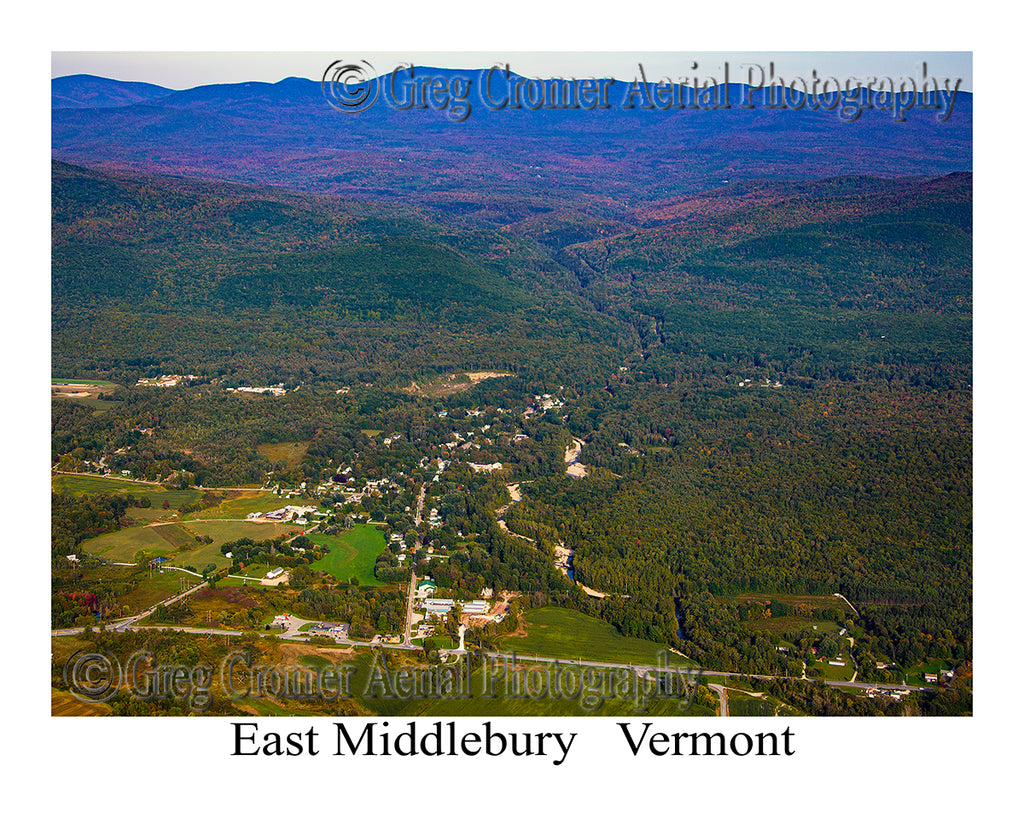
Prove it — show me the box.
[50,52,972,718]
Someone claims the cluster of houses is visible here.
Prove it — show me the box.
[135,374,199,387]
[248,504,317,524]
[736,376,783,389]
[534,393,565,412]
[226,384,287,396]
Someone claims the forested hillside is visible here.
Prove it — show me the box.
[52,154,971,701]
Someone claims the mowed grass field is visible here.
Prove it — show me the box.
[308,525,386,586]
[185,490,282,521]
[80,520,302,567]
[81,526,174,562]
[500,607,694,667]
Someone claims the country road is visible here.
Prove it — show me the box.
[476,651,936,695]
[48,626,935,696]
[402,483,427,647]
[708,683,729,716]
[52,620,424,650]
[51,573,209,636]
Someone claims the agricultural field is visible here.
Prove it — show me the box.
[52,688,113,716]
[184,490,282,521]
[724,689,787,717]
[308,525,387,586]
[187,519,302,543]
[79,525,175,563]
[51,379,121,412]
[52,474,202,514]
[79,520,301,568]
[180,520,304,569]
[499,607,694,667]
[53,474,158,495]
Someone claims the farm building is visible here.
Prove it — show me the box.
[416,579,437,598]
[421,598,489,615]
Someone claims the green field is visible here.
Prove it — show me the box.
[309,525,386,586]
[80,519,301,567]
[52,475,202,513]
[81,526,174,562]
[186,519,301,541]
[180,521,304,569]
[310,651,715,718]
[53,474,158,494]
[500,607,694,667]
[906,660,954,686]
[64,396,121,411]
[185,491,282,521]
[219,575,265,587]
[52,378,117,386]
[725,689,784,717]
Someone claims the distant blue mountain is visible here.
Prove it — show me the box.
[160,77,324,107]
[51,71,972,214]
[51,74,173,109]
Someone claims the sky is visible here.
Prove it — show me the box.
[51,51,973,91]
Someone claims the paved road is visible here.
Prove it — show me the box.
[708,683,729,716]
[53,621,424,650]
[402,484,427,647]
[51,573,209,636]
[48,626,933,695]
[477,651,935,694]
